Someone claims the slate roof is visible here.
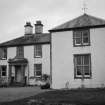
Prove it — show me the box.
[0,33,50,47]
[49,14,105,32]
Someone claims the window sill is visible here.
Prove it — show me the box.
[34,56,42,58]
[74,44,90,47]
[1,76,7,77]
[35,76,42,78]
[74,76,91,79]
[35,76,42,80]
[0,58,7,60]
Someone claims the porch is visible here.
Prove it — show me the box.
[8,58,28,86]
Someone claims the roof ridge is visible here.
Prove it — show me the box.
[86,14,105,22]
[49,14,105,31]
[0,33,50,47]
[49,14,84,31]
[0,36,24,45]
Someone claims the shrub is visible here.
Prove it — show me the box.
[41,83,50,89]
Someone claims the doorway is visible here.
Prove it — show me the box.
[15,66,23,83]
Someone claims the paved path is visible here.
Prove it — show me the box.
[0,87,47,102]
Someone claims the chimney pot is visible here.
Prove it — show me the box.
[24,22,33,35]
[35,20,43,34]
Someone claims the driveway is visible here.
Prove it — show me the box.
[0,87,47,102]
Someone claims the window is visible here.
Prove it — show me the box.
[34,45,42,58]
[34,64,42,78]
[73,29,90,46]
[0,48,7,59]
[74,54,91,79]
[0,66,7,76]
[16,46,24,58]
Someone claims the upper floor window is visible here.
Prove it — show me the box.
[16,46,24,58]
[73,29,90,46]
[34,45,42,58]
[74,54,91,79]
[0,65,7,76]
[0,48,7,60]
[34,64,42,78]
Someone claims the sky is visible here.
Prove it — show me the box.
[0,0,105,42]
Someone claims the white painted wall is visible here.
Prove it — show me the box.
[0,47,16,80]
[8,47,16,59]
[34,45,50,75]
[24,46,34,79]
[7,47,16,78]
[0,44,50,85]
[51,27,105,89]
[24,44,50,85]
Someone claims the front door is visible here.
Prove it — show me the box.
[15,66,22,82]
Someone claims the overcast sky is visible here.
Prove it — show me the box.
[0,0,105,42]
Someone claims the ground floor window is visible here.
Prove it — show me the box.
[34,64,42,79]
[0,65,7,76]
[74,54,91,79]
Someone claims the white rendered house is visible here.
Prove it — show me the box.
[49,14,105,89]
[0,21,51,86]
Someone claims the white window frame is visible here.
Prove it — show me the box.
[34,64,42,78]
[74,54,91,79]
[74,31,81,46]
[34,45,42,58]
[0,48,7,60]
[16,46,24,57]
[73,29,90,46]
[0,65,7,77]
[82,30,90,45]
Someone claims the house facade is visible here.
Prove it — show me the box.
[50,14,105,89]
[0,21,51,86]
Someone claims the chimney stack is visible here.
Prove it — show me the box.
[24,22,33,35]
[35,21,43,34]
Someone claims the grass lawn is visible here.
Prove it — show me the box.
[0,88,105,105]
[0,87,47,102]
